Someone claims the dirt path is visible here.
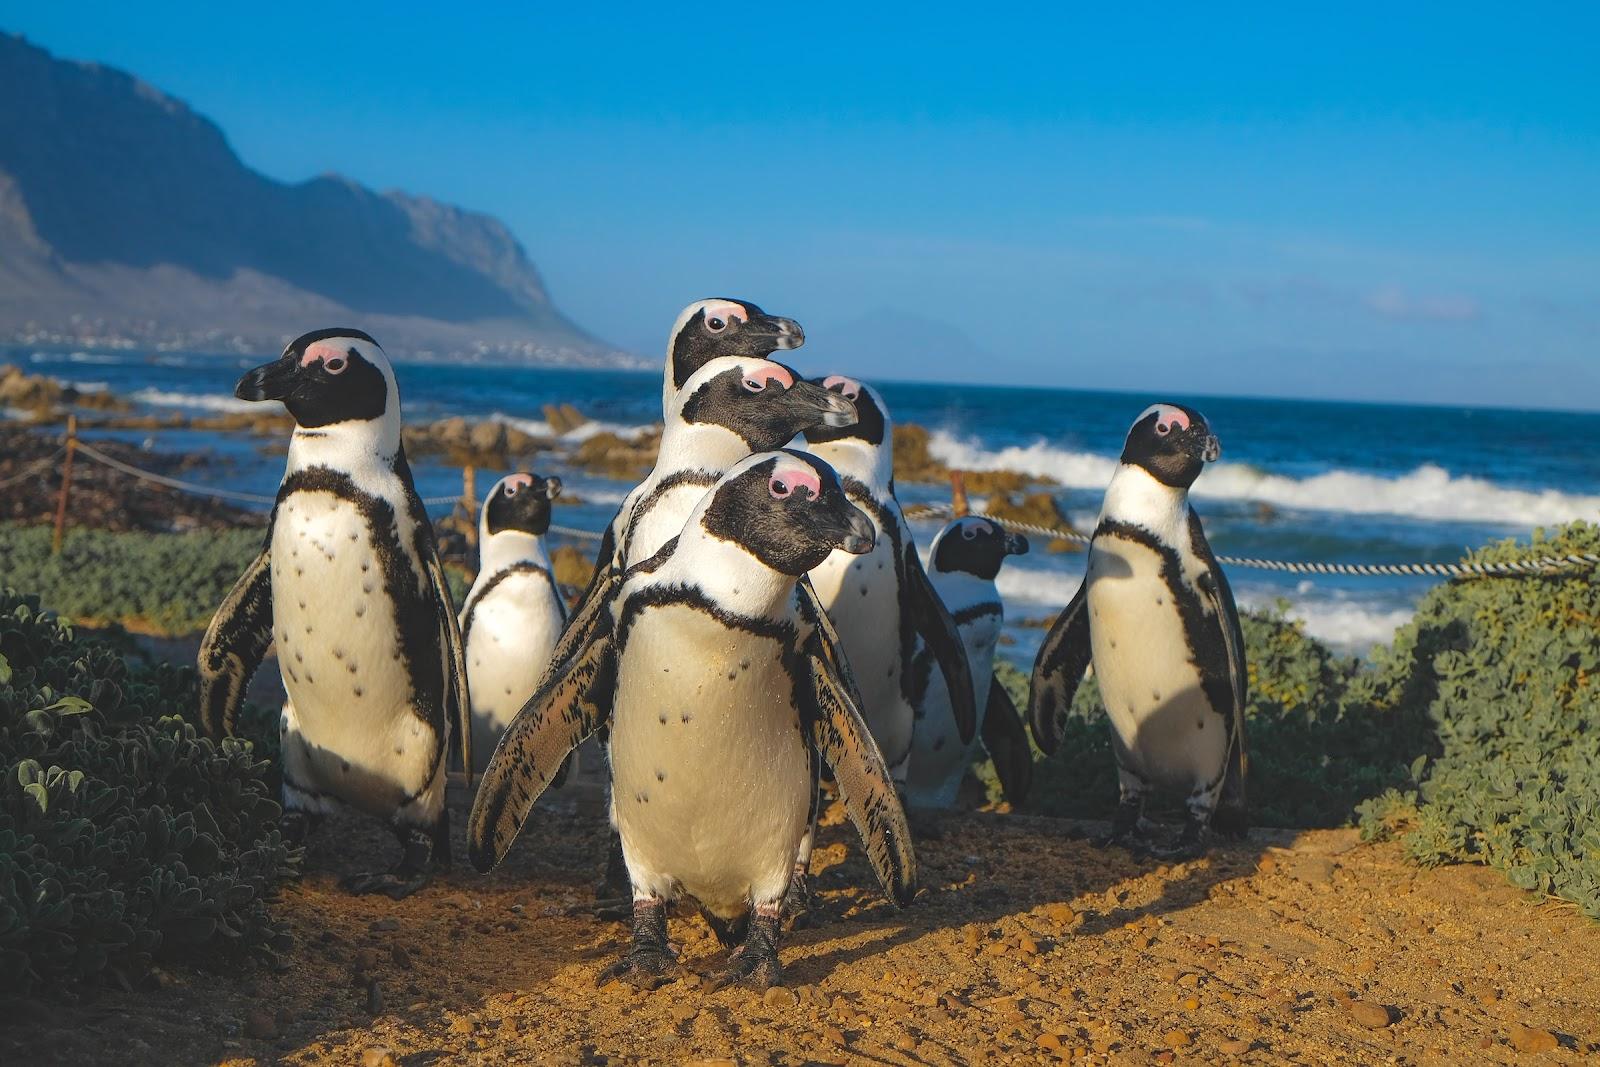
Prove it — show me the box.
[7,784,1597,1066]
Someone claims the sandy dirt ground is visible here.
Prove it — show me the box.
[5,774,1597,1066]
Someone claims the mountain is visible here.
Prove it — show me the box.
[0,32,628,365]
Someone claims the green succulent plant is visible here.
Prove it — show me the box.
[0,589,297,993]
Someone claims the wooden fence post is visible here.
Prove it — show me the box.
[950,469,970,518]
[461,465,477,550]
[51,414,78,555]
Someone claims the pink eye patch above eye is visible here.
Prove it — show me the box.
[300,341,351,368]
[1139,404,1190,434]
[504,474,534,492]
[701,300,747,326]
[770,466,822,500]
[745,365,794,390]
[823,375,862,400]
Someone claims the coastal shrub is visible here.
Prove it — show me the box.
[1011,605,1433,829]
[0,590,295,993]
[0,523,264,636]
[1357,522,1600,919]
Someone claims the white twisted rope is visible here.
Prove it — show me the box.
[70,444,608,541]
[903,503,1600,579]
[0,448,66,490]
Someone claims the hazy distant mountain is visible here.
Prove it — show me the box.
[806,308,1025,384]
[0,32,630,364]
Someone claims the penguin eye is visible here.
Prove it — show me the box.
[742,376,766,393]
[769,477,793,499]
[503,484,518,497]
[324,356,347,374]
[961,525,979,540]
[1155,421,1172,436]
[706,316,726,333]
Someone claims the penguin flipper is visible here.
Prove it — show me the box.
[540,565,622,692]
[425,548,473,777]
[467,621,617,872]
[797,591,917,907]
[1028,581,1092,755]
[1200,558,1249,833]
[980,675,1034,806]
[197,546,274,739]
[903,541,978,744]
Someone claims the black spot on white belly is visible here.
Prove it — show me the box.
[681,712,693,723]
[933,736,946,751]
[860,586,869,597]
[655,770,665,782]
[1196,719,1205,730]
[658,712,668,724]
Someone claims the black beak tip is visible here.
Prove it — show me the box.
[773,318,805,351]
[1008,533,1031,556]
[545,477,562,499]
[841,533,874,555]
[821,393,858,428]
[234,371,268,403]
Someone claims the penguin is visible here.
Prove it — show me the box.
[659,298,804,412]
[1028,403,1248,858]
[469,451,916,990]
[459,472,566,775]
[801,376,978,785]
[557,357,856,903]
[905,517,1034,810]
[198,328,470,899]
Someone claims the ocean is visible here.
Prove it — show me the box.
[15,347,1600,660]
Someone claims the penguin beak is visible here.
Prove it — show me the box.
[1005,531,1031,556]
[1201,434,1221,463]
[791,379,858,428]
[750,314,805,352]
[836,504,876,555]
[543,476,562,499]
[235,355,300,402]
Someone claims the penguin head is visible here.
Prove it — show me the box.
[675,357,857,450]
[800,375,889,448]
[1120,403,1221,488]
[700,450,876,575]
[235,328,395,429]
[667,299,805,392]
[930,517,1030,580]
[484,472,561,537]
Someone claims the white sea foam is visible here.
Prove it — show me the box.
[995,562,1414,652]
[929,430,1600,526]
[130,388,259,413]
[31,351,125,365]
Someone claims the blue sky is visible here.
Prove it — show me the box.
[6,3,1598,407]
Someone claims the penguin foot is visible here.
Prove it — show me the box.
[602,897,679,991]
[1150,819,1212,861]
[906,808,946,841]
[781,867,813,931]
[339,869,432,901]
[280,809,322,849]
[710,907,783,992]
[600,946,681,991]
[1096,799,1146,851]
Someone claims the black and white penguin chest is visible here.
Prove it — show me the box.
[1084,512,1228,790]
[616,469,722,568]
[270,463,445,815]
[906,570,1000,806]
[806,484,915,766]
[460,560,564,773]
[607,586,812,917]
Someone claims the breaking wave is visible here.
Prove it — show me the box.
[130,388,260,413]
[929,430,1600,527]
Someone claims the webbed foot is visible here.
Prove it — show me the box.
[710,906,783,991]
[601,897,680,991]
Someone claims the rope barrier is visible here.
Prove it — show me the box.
[73,443,280,503]
[0,448,66,490]
[902,503,1600,579]
[39,442,1595,577]
[67,442,608,541]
